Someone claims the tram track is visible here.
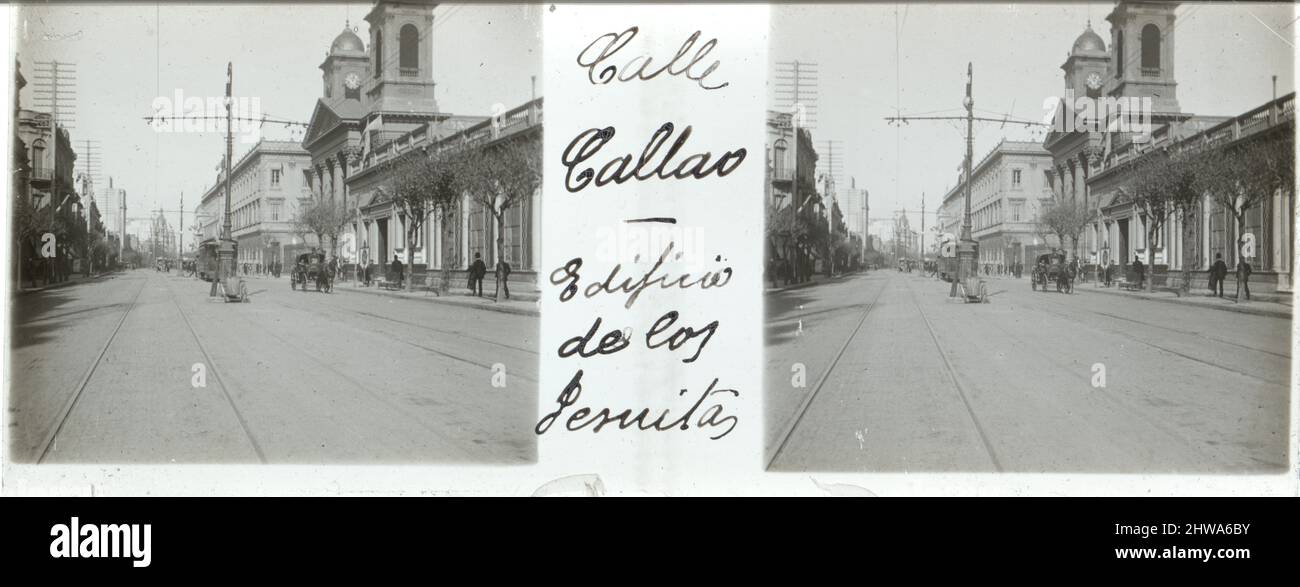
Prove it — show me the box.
[211,293,485,460]
[258,296,538,383]
[1036,289,1289,359]
[899,277,1004,472]
[765,276,889,470]
[957,286,1233,469]
[169,293,268,464]
[1026,293,1288,388]
[34,274,150,463]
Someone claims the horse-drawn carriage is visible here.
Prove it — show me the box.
[290,252,332,293]
[1031,252,1073,293]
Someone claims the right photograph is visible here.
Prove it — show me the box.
[764,2,1295,473]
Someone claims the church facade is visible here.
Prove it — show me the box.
[300,1,543,291]
[1043,1,1294,291]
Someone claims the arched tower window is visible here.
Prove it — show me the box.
[399,24,419,73]
[1115,30,1125,76]
[773,139,788,178]
[1141,24,1161,72]
[32,139,46,174]
[374,31,384,76]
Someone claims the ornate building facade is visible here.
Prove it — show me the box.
[939,140,1056,269]
[301,0,544,290]
[198,139,313,268]
[1042,1,1294,290]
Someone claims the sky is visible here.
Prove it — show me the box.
[14,2,541,237]
[769,2,1297,242]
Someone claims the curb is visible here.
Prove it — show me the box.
[1074,284,1292,319]
[334,283,540,317]
[14,271,118,295]
[764,272,859,294]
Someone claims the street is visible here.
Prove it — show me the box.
[765,270,1290,473]
[9,269,537,464]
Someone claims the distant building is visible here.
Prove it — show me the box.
[765,109,821,281]
[100,177,125,247]
[940,140,1055,268]
[199,139,313,268]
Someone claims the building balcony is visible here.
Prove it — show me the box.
[28,169,52,183]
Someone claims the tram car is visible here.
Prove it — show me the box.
[196,239,222,281]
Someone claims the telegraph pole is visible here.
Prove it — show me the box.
[212,61,239,296]
[920,192,926,263]
[885,62,1048,297]
[178,192,184,264]
[957,63,976,288]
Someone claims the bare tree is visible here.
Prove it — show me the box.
[1193,132,1295,301]
[293,195,348,259]
[1036,197,1091,260]
[429,150,470,296]
[1126,148,1202,294]
[1126,153,1178,293]
[463,136,542,302]
[387,148,469,292]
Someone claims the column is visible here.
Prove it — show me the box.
[1065,161,1074,202]
[1078,153,1090,209]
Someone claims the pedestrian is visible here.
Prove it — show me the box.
[469,252,487,296]
[496,258,512,299]
[1132,256,1145,289]
[1210,253,1227,297]
[1237,259,1252,301]
[391,254,404,289]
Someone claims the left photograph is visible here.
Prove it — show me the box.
[8,2,543,463]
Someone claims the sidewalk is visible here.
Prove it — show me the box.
[14,270,119,295]
[333,281,540,317]
[764,271,858,294]
[1074,281,1292,319]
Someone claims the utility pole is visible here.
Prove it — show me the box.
[32,61,77,129]
[863,188,869,268]
[223,64,234,274]
[885,62,1048,297]
[774,61,819,129]
[920,192,925,262]
[178,192,184,264]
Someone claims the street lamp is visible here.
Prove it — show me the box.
[954,63,979,291]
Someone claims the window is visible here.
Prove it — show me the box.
[374,31,383,76]
[271,169,282,186]
[399,24,419,72]
[1116,31,1125,76]
[773,139,788,179]
[1012,169,1022,187]
[272,203,281,221]
[31,140,46,174]
[1141,24,1161,72]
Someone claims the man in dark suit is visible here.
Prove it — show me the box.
[469,253,486,296]
[1132,256,1145,289]
[391,254,404,289]
[1210,253,1228,297]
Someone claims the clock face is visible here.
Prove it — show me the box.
[344,73,361,90]
[1086,72,1103,91]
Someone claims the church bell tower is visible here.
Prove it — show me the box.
[364,1,440,113]
[1105,0,1181,117]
